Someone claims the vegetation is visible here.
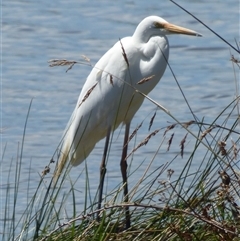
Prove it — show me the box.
[2,3,240,241]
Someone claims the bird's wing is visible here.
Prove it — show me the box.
[56,38,135,174]
[56,35,169,177]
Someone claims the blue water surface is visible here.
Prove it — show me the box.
[1,0,239,237]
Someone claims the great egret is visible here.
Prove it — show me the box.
[55,15,201,228]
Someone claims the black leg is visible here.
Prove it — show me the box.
[120,122,131,229]
[97,128,111,218]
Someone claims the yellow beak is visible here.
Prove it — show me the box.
[164,22,202,37]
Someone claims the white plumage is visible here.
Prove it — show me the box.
[55,16,201,178]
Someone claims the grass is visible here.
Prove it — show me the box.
[2,71,240,241]
[1,4,240,241]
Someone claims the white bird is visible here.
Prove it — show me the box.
[55,15,201,228]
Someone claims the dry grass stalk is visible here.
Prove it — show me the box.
[228,198,240,221]
[48,59,78,72]
[201,204,211,220]
[142,129,160,145]
[218,140,227,156]
[42,166,50,176]
[128,122,143,144]
[127,129,160,159]
[81,55,91,62]
[182,120,195,128]
[180,133,188,158]
[167,133,174,151]
[50,158,55,163]
[230,54,240,66]
[109,74,113,86]
[167,169,174,179]
[48,59,77,67]
[148,111,156,131]
[137,75,155,85]
[231,140,238,160]
[78,83,98,108]
[163,123,177,136]
[119,39,129,67]
[200,126,215,140]
[219,170,231,186]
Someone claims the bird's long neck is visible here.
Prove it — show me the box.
[132,23,152,44]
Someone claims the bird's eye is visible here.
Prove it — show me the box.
[154,21,165,29]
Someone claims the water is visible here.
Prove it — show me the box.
[1,0,239,237]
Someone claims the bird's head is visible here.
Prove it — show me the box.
[133,16,202,43]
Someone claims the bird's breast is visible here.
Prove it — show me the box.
[134,37,169,94]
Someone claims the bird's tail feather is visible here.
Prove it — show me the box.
[53,142,70,183]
